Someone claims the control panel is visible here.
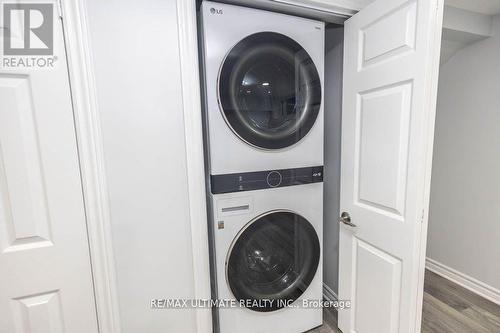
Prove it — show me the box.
[210,166,323,194]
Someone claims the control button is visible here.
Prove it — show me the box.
[266,171,282,187]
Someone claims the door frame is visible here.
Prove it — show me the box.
[59,0,121,332]
[175,1,213,332]
[414,1,445,330]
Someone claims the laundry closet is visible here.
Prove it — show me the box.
[197,0,442,332]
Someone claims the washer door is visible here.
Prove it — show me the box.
[218,32,322,149]
[227,211,320,312]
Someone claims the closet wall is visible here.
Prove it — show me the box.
[427,15,500,294]
[85,0,199,332]
[323,25,344,296]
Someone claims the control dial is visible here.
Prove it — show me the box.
[266,171,282,187]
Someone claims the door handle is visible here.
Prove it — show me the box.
[339,212,356,227]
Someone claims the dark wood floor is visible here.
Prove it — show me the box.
[309,270,500,333]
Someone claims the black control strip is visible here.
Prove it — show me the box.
[210,166,323,194]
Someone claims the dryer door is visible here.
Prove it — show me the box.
[218,32,322,150]
[226,211,320,312]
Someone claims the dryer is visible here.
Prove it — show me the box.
[209,183,323,333]
[200,1,325,179]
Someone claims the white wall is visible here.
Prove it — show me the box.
[427,15,500,292]
[85,0,198,331]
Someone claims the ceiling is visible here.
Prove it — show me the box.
[440,1,496,65]
[445,0,500,15]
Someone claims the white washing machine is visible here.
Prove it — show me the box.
[209,183,323,333]
[200,1,325,178]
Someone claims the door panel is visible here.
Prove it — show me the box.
[339,0,442,332]
[360,1,417,68]
[0,76,53,252]
[0,3,99,332]
[11,291,65,333]
[354,239,402,333]
[356,81,412,218]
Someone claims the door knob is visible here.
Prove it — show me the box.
[339,212,356,227]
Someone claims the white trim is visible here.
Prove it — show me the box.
[323,283,339,302]
[413,0,445,332]
[426,258,500,305]
[271,0,362,15]
[231,0,366,16]
[60,1,121,332]
[176,1,213,333]
[219,0,356,23]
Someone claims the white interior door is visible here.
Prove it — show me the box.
[338,0,443,332]
[0,3,99,332]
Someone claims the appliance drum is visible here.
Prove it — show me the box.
[218,32,322,150]
[226,210,320,312]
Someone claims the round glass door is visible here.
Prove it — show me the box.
[226,211,320,312]
[218,32,322,149]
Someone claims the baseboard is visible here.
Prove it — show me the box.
[426,257,500,305]
[323,283,338,302]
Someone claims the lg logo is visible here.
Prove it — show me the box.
[3,3,54,56]
[210,7,223,14]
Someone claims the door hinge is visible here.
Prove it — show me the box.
[421,209,425,223]
[57,0,63,19]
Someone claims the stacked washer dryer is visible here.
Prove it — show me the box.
[200,2,325,332]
